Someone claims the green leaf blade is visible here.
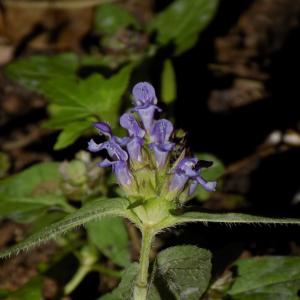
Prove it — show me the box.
[43,65,132,149]
[228,256,300,300]
[149,0,219,55]
[93,64,133,126]
[0,162,60,200]
[87,217,131,267]
[154,245,212,300]
[94,4,139,35]
[53,120,92,150]
[4,53,78,92]
[98,263,160,300]
[0,197,129,259]
[161,59,177,104]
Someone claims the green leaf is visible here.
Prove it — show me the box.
[0,196,67,222]
[99,263,138,300]
[0,162,60,199]
[0,197,129,259]
[91,65,133,125]
[99,263,160,300]
[4,53,78,93]
[6,277,42,300]
[54,120,92,150]
[42,65,133,149]
[161,59,177,104]
[87,217,131,267]
[228,256,300,300]
[94,4,140,35]
[153,245,212,300]
[149,0,219,55]
[167,211,300,227]
[44,104,92,129]
[0,162,70,221]
[43,66,132,125]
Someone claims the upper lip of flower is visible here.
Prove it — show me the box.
[132,82,157,106]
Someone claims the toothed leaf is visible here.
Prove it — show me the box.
[149,0,219,55]
[152,245,212,300]
[0,197,129,259]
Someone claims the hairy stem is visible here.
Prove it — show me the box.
[133,227,154,300]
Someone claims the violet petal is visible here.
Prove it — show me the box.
[88,139,104,152]
[120,113,145,138]
[169,173,189,192]
[113,161,133,186]
[93,122,112,138]
[127,137,144,162]
[134,105,161,133]
[196,176,217,192]
[132,82,157,106]
[151,119,174,144]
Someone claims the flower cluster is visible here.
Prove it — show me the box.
[88,82,216,203]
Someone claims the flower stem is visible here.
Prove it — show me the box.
[133,227,154,300]
[64,264,91,295]
[92,264,122,278]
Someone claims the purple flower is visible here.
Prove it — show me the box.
[120,113,145,162]
[134,105,162,134]
[131,82,161,133]
[126,137,144,162]
[93,122,129,146]
[93,122,112,138]
[150,119,173,144]
[132,82,157,106]
[88,139,128,161]
[88,123,133,186]
[87,82,217,199]
[99,159,132,186]
[149,119,175,167]
[189,177,217,196]
[169,157,216,194]
[120,113,145,138]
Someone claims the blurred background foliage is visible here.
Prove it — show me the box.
[0,0,300,299]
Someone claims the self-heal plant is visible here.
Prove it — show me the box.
[88,82,217,299]
[87,82,217,298]
[2,83,300,300]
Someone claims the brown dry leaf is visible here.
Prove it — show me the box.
[0,2,93,53]
[209,0,300,111]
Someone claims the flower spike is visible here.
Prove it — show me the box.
[88,81,217,200]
